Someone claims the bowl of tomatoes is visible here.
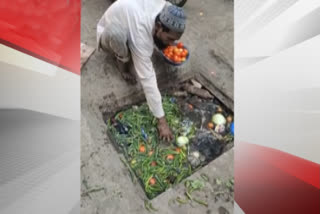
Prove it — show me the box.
[162,42,189,66]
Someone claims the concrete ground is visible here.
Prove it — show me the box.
[81,0,234,213]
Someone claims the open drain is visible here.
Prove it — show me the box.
[104,80,234,199]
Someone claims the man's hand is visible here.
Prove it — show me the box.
[157,117,173,142]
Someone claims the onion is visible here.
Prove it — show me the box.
[192,151,200,158]
[177,136,189,147]
[212,113,226,125]
[215,124,225,133]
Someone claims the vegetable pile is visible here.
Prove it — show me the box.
[107,95,234,199]
[108,97,195,199]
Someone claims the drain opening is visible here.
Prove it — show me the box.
[104,80,234,199]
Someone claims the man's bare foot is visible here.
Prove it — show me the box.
[116,59,136,84]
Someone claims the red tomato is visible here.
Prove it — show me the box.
[167,154,174,160]
[149,177,156,185]
[168,46,174,52]
[173,55,179,62]
[175,148,181,153]
[207,122,214,129]
[177,42,183,48]
[139,145,146,153]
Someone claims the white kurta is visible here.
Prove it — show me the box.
[97,0,168,118]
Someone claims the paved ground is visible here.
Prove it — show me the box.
[81,0,234,213]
